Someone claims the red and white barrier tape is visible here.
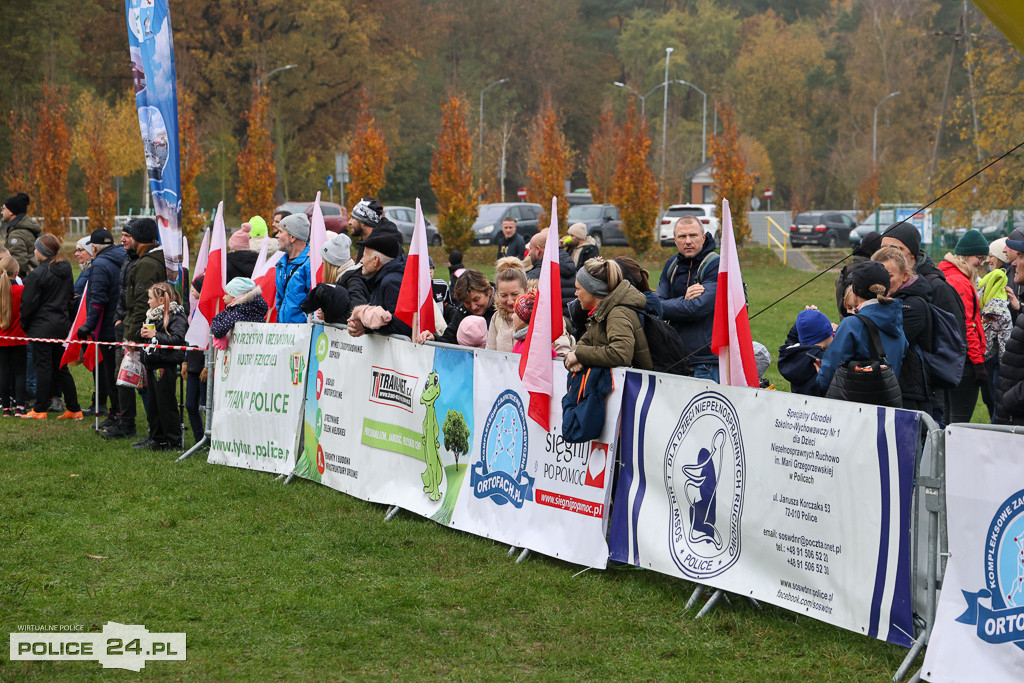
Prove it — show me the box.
[0,336,196,351]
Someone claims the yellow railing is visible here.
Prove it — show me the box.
[766,215,788,266]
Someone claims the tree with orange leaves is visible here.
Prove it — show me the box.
[525,94,572,229]
[236,85,276,220]
[346,94,389,204]
[179,92,207,245]
[2,110,34,195]
[709,101,754,245]
[611,101,658,254]
[430,94,475,252]
[586,103,618,204]
[31,83,72,238]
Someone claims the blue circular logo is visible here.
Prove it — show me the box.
[986,488,1024,613]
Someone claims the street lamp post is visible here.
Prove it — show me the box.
[479,78,509,195]
[258,64,297,202]
[873,91,900,168]
[612,81,666,118]
[257,63,297,88]
[661,47,673,209]
[675,79,707,164]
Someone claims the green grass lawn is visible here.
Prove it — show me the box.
[4,246,981,679]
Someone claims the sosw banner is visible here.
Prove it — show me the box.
[609,371,918,646]
[293,327,476,524]
[923,425,1024,682]
[208,323,311,475]
[448,351,624,569]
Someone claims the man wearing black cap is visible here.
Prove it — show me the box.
[104,218,165,440]
[2,192,41,276]
[348,198,403,261]
[1003,228,1023,325]
[995,232,1024,425]
[75,229,127,417]
[346,233,410,338]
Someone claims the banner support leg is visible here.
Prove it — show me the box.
[283,471,296,485]
[685,584,707,610]
[515,548,531,564]
[176,434,208,462]
[384,506,401,521]
[506,546,519,558]
[695,589,724,619]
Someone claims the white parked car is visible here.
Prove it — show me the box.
[658,204,720,245]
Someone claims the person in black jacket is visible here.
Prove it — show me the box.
[75,228,127,417]
[525,230,577,315]
[138,282,187,450]
[226,226,258,281]
[183,276,207,445]
[349,198,405,262]
[834,231,882,319]
[995,236,1024,425]
[301,233,366,324]
[564,223,599,268]
[19,233,81,419]
[1005,228,1023,326]
[873,246,934,412]
[778,309,835,396]
[346,234,410,338]
[495,218,527,261]
[417,268,495,345]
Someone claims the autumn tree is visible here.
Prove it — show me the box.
[526,93,573,230]
[346,93,389,204]
[430,94,475,252]
[236,85,276,220]
[3,110,34,195]
[586,103,619,204]
[32,82,72,238]
[709,102,755,245]
[179,92,206,245]
[611,101,658,254]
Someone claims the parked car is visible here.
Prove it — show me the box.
[658,204,720,245]
[849,210,898,247]
[566,203,626,246]
[565,189,593,207]
[789,211,856,248]
[471,202,543,246]
[274,201,348,234]
[383,206,442,246]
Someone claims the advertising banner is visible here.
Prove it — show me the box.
[609,371,918,645]
[125,0,182,269]
[448,351,625,569]
[922,426,1024,682]
[294,327,476,523]
[208,323,311,475]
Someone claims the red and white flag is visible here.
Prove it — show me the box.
[518,197,564,431]
[711,198,758,387]
[252,237,284,323]
[185,202,227,349]
[187,227,210,314]
[309,192,328,289]
[60,283,100,371]
[395,198,436,337]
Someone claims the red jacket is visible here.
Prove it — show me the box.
[0,284,28,346]
[938,260,986,364]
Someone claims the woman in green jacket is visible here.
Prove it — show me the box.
[563,258,652,372]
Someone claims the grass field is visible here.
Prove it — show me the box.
[2,246,971,679]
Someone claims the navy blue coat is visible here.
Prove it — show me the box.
[656,234,719,364]
[817,300,908,393]
[365,255,411,338]
[81,245,127,341]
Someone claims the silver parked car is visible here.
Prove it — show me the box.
[383,206,443,246]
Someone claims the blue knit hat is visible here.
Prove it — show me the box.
[796,309,834,345]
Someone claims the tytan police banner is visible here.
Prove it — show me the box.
[923,425,1024,682]
[208,323,311,474]
[609,371,918,645]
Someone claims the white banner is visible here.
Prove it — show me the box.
[294,327,477,523]
[448,351,624,569]
[208,322,311,475]
[923,426,1024,682]
[609,371,918,645]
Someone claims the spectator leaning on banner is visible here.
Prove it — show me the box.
[657,215,720,382]
[275,213,311,324]
[2,192,41,276]
[994,232,1024,425]
[347,233,410,338]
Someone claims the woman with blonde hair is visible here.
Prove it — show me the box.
[938,229,988,422]
[0,255,28,415]
[563,258,652,371]
[138,282,188,450]
[487,257,528,352]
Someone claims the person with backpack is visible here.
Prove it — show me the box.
[657,216,719,381]
[938,229,989,423]
[778,308,835,396]
[872,246,934,412]
[994,233,1024,425]
[563,259,652,372]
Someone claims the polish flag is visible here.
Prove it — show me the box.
[61,283,101,371]
[252,237,284,323]
[518,197,563,430]
[395,198,435,337]
[711,198,758,387]
[185,202,226,348]
[309,192,328,289]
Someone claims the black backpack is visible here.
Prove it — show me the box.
[627,306,691,376]
[920,273,968,389]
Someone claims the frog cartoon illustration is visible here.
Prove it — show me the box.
[420,371,443,501]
